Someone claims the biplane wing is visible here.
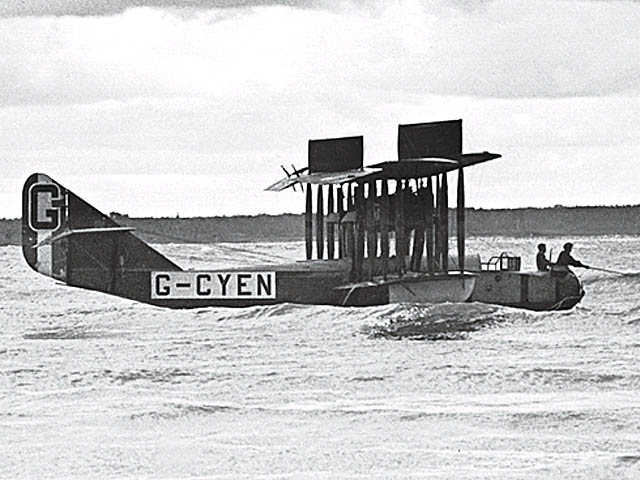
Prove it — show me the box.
[265,168,380,191]
[266,134,378,191]
[368,153,501,178]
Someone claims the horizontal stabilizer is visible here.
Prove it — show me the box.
[33,226,135,249]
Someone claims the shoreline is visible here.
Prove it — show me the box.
[2,205,639,246]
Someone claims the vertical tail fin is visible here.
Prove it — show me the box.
[22,173,181,302]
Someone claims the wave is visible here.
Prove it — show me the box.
[617,455,640,465]
[23,325,116,340]
[349,375,386,382]
[361,302,521,341]
[582,272,640,286]
[130,401,240,420]
[515,367,637,387]
[110,367,196,384]
[210,301,528,342]
[214,302,312,322]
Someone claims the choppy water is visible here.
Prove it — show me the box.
[1,236,640,479]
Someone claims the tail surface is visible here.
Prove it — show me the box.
[22,173,181,302]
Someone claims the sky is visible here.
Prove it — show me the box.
[1,0,639,218]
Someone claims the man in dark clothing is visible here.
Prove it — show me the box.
[536,243,552,271]
[555,242,590,270]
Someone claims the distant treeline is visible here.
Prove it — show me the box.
[466,205,640,236]
[3,205,639,246]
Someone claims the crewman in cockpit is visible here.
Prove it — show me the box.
[554,242,590,273]
[536,243,552,271]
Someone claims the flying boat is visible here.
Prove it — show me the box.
[22,120,584,310]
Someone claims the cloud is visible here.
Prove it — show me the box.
[2,0,638,18]
[0,0,319,18]
[1,1,638,217]
[0,0,638,107]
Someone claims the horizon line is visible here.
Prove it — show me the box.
[2,203,640,222]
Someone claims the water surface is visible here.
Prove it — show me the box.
[1,236,639,478]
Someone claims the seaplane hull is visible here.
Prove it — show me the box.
[147,269,476,309]
[389,275,476,304]
[471,270,584,311]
